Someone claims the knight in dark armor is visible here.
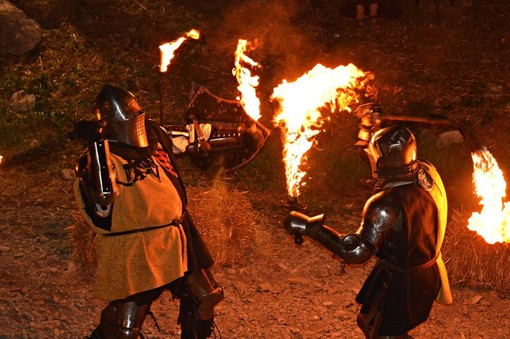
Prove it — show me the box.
[73,85,224,338]
[284,126,452,338]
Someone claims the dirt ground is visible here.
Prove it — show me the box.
[2,0,510,338]
[2,166,510,339]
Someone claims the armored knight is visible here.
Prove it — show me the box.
[74,84,224,338]
[284,126,452,338]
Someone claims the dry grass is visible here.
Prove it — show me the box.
[67,211,97,277]
[187,181,259,266]
[442,209,510,293]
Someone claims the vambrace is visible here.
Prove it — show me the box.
[75,140,118,206]
[76,154,113,230]
[312,226,373,265]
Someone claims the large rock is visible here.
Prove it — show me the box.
[10,0,82,29]
[0,0,41,55]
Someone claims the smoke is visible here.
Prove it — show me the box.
[219,0,320,84]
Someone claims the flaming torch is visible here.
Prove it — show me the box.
[468,147,510,244]
[233,39,261,122]
[159,29,200,124]
[271,63,370,209]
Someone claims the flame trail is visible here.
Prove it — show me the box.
[159,29,200,73]
[233,39,261,121]
[468,147,510,244]
[271,63,370,198]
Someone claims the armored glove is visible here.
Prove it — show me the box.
[284,211,372,264]
[284,211,325,238]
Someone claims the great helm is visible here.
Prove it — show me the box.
[95,85,148,148]
[365,125,417,178]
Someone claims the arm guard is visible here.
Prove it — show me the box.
[74,119,118,205]
[90,140,118,205]
[75,142,117,231]
[78,140,118,206]
[284,211,374,264]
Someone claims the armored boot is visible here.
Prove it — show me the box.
[89,301,150,339]
[174,269,224,339]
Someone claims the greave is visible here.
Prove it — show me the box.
[90,301,150,339]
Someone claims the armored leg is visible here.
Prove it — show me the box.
[89,300,151,339]
[357,313,413,339]
[173,268,224,339]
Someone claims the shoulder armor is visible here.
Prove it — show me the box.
[359,191,400,247]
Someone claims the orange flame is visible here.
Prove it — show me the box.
[271,63,369,198]
[468,147,510,244]
[159,29,200,73]
[233,39,261,121]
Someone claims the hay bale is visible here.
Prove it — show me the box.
[66,210,96,278]
[187,182,258,266]
[442,209,510,293]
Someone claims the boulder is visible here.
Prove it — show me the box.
[0,0,41,55]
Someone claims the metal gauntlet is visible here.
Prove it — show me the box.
[284,211,325,237]
[284,211,373,264]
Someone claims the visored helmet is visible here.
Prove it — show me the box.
[95,85,148,148]
[365,125,417,178]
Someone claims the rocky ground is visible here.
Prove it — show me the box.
[2,165,510,339]
[2,0,510,338]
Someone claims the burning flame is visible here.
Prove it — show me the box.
[468,147,510,244]
[159,29,200,73]
[233,39,261,121]
[271,63,370,198]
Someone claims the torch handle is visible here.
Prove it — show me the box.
[294,233,304,245]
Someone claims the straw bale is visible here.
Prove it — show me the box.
[186,182,259,266]
[442,209,510,293]
[67,210,96,277]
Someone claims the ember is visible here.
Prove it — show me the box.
[468,147,510,244]
[271,63,370,199]
[233,39,261,121]
[159,28,200,73]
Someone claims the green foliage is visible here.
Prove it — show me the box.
[0,21,161,152]
[0,26,91,149]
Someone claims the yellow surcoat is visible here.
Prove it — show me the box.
[74,152,188,301]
